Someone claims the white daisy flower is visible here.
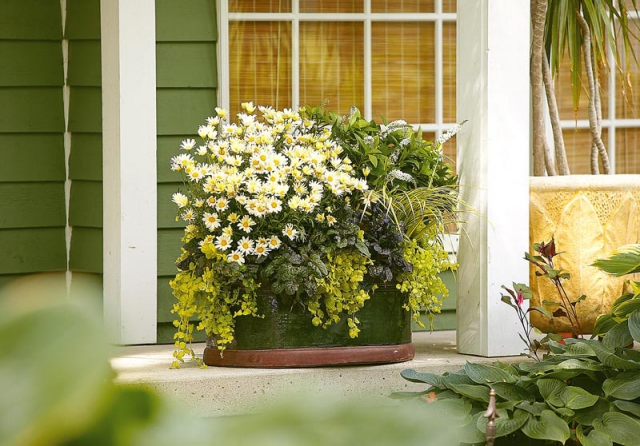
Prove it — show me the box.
[202,212,221,231]
[237,236,255,254]
[238,215,256,233]
[180,139,196,151]
[181,208,196,221]
[282,223,299,241]
[172,192,189,208]
[227,250,245,264]
[215,197,229,212]
[214,234,232,251]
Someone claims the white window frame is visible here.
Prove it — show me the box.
[217,0,457,141]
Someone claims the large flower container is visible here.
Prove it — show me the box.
[203,283,414,368]
[529,175,640,333]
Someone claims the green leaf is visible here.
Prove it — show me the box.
[516,401,548,416]
[464,362,517,384]
[592,245,640,277]
[459,413,486,445]
[442,371,475,387]
[521,410,570,444]
[594,314,617,336]
[573,398,612,426]
[477,408,530,438]
[490,382,535,403]
[576,424,613,446]
[563,342,596,356]
[446,383,490,403]
[614,400,640,418]
[603,371,640,400]
[603,320,633,350]
[628,310,640,342]
[537,379,567,407]
[400,369,445,388]
[561,386,599,410]
[589,340,640,371]
[597,412,640,445]
[612,299,640,319]
[421,398,473,425]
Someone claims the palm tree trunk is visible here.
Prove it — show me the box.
[531,0,556,176]
[542,53,570,175]
[576,12,611,174]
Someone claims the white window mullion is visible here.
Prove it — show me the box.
[218,0,230,111]
[364,0,372,119]
[292,18,300,108]
[607,39,616,173]
[435,17,444,140]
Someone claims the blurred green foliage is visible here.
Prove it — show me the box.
[0,273,466,446]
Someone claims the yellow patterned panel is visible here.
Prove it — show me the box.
[529,180,640,333]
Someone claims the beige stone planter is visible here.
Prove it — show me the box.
[529,175,640,333]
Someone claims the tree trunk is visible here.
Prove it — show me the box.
[542,53,570,175]
[531,0,556,176]
[576,12,611,174]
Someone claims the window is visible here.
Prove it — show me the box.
[219,0,458,164]
[220,2,640,173]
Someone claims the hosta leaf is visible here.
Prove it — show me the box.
[459,413,485,445]
[537,379,566,407]
[573,398,612,426]
[594,314,618,336]
[446,383,490,403]
[442,371,474,387]
[561,386,599,410]
[628,310,640,342]
[576,424,613,446]
[603,371,640,400]
[476,408,530,438]
[491,382,535,403]
[464,362,517,384]
[516,401,548,416]
[521,410,570,444]
[564,341,596,356]
[603,320,633,350]
[400,369,445,388]
[589,340,640,371]
[597,412,640,445]
[613,400,640,418]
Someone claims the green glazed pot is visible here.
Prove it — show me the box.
[203,283,414,368]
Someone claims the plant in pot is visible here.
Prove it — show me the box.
[169,103,460,368]
[529,1,640,336]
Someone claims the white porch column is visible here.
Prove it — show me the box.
[101,0,157,344]
[456,0,530,356]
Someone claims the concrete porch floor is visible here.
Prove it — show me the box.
[111,330,526,417]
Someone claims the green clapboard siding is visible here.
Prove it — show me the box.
[64,0,101,40]
[69,133,102,181]
[69,181,103,228]
[67,41,101,87]
[0,41,63,86]
[156,0,217,42]
[157,183,183,229]
[69,272,103,304]
[0,228,66,274]
[0,88,64,133]
[156,88,216,136]
[157,135,190,183]
[0,183,65,229]
[156,42,217,88]
[157,229,183,276]
[0,134,65,182]
[69,227,103,273]
[0,0,62,40]
[68,87,102,133]
[157,277,175,323]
